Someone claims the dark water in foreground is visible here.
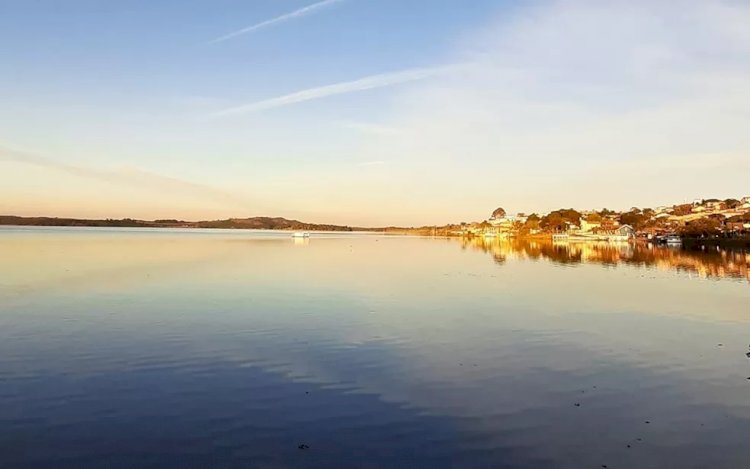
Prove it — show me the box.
[1,227,749,468]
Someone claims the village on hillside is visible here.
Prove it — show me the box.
[452,196,750,244]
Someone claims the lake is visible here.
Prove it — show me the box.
[1,227,749,468]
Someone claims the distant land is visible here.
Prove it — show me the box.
[2,194,750,243]
[0,215,373,232]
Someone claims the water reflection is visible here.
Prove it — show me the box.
[459,237,750,282]
[1,228,750,468]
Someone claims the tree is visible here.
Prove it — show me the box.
[679,218,721,237]
[673,204,692,216]
[619,211,648,229]
[491,207,506,219]
[724,198,741,209]
[541,209,581,232]
[523,214,541,232]
[541,213,566,232]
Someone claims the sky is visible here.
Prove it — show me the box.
[1,0,749,226]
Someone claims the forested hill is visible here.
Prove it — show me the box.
[0,215,365,231]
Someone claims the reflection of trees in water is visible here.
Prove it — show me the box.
[492,253,506,265]
[459,237,750,282]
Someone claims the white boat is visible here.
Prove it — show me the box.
[665,235,681,245]
[291,232,310,238]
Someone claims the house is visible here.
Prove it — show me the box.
[580,219,601,233]
[727,222,746,233]
[741,196,750,208]
[514,214,528,224]
[705,201,722,211]
[617,225,636,238]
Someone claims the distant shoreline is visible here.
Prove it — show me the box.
[0,215,375,232]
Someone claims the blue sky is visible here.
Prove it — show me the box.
[1,0,749,225]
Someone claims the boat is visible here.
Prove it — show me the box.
[291,232,310,238]
[665,234,681,245]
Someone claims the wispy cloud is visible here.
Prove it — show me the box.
[357,160,385,167]
[207,0,345,44]
[208,65,458,118]
[344,0,750,224]
[0,146,254,209]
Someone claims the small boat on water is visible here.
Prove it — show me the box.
[292,232,310,238]
[655,234,681,245]
[665,235,681,245]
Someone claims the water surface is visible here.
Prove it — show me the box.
[1,227,749,468]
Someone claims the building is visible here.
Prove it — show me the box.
[705,200,723,211]
[617,225,636,238]
[580,219,601,233]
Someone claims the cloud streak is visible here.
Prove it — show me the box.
[357,160,385,167]
[207,0,345,44]
[0,146,255,209]
[208,65,458,118]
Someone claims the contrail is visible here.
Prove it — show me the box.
[208,64,458,118]
[207,0,345,44]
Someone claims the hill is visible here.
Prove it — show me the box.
[0,215,364,231]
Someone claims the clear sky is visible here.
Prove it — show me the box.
[1,0,749,226]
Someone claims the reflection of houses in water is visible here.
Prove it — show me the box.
[568,224,636,242]
[460,237,750,282]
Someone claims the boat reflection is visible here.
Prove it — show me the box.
[458,237,750,282]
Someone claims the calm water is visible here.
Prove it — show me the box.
[1,227,749,468]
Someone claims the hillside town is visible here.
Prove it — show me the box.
[455,196,750,244]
